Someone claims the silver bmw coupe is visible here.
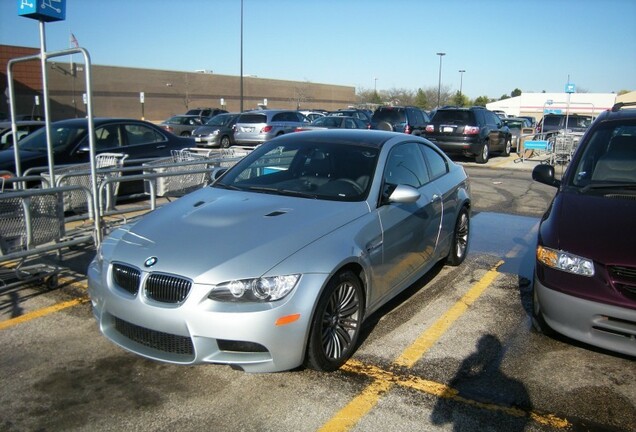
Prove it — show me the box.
[88,129,471,372]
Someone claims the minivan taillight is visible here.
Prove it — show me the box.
[404,125,412,134]
[463,126,480,135]
[261,125,273,133]
[425,125,434,133]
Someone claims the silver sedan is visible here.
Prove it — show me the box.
[88,130,471,372]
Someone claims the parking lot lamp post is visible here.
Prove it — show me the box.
[436,52,446,108]
[240,0,244,112]
[459,69,465,99]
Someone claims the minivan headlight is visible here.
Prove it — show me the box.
[209,274,300,302]
[537,246,594,277]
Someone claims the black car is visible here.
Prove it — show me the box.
[0,118,193,196]
[191,113,240,148]
[424,106,511,163]
[369,106,430,135]
[0,120,45,150]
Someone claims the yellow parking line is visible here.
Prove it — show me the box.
[340,360,571,430]
[0,275,88,330]
[0,296,89,330]
[319,261,503,432]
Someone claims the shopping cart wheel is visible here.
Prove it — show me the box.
[45,275,59,290]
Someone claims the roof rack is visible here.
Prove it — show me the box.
[611,101,636,112]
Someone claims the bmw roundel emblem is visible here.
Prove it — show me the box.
[144,257,158,268]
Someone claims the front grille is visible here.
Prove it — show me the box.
[113,316,194,355]
[112,263,141,295]
[145,273,192,304]
[608,265,636,301]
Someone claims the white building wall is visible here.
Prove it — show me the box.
[487,93,616,119]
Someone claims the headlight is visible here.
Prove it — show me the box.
[209,274,300,302]
[212,130,220,135]
[537,246,594,277]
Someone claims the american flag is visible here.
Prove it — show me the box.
[70,33,79,48]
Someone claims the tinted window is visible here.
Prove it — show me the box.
[373,108,406,124]
[125,124,163,145]
[432,110,475,125]
[384,143,429,188]
[420,144,448,180]
[239,114,267,124]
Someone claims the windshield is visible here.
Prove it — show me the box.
[17,124,86,152]
[215,139,379,202]
[311,117,341,127]
[570,120,636,189]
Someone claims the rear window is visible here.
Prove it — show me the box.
[431,110,475,125]
[238,114,267,124]
[372,108,405,124]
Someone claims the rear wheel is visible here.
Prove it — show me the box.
[475,141,489,164]
[305,270,364,372]
[502,138,511,156]
[447,207,469,266]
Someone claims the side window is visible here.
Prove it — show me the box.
[344,118,356,129]
[272,113,288,122]
[383,143,430,188]
[95,125,123,150]
[410,108,424,125]
[125,124,164,145]
[474,110,485,126]
[420,144,448,180]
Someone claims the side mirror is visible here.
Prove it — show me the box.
[532,164,560,188]
[211,167,228,182]
[388,184,420,203]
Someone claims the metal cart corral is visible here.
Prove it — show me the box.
[0,186,95,293]
[143,147,253,198]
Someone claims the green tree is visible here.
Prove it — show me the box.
[511,88,522,97]
[414,88,428,109]
[473,96,490,107]
[451,91,469,107]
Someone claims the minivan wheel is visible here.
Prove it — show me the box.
[476,141,489,164]
[305,270,364,372]
[220,136,231,148]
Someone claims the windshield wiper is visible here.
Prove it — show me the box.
[245,185,317,198]
[581,182,636,193]
[213,182,241,191]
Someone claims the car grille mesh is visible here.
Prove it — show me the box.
[608,265,636,301]
[113,316,194,355]
[145,273,192,304]
[112,263,141,295]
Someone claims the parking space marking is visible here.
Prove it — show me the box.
[0,276,89,330]
[340,360,571,430]
[319,261,503,432]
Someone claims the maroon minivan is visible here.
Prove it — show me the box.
[531,102,636,357]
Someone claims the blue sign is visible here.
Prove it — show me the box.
[564,83,576,94]
[18,0,66,22]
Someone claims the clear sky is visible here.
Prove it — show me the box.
[1,0,635,99]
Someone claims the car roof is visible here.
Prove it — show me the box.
[272,128,416,149]
[41,117,155,127]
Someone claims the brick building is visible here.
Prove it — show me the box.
[1,44,356,122]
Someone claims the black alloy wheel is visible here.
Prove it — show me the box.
[305,270,364,371]
[447,207,469,266]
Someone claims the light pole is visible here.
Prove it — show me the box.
[458,69,465,98]
[374,77,377,93]
[240,0,244,112]
[436,52,446,108]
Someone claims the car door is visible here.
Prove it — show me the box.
[121,123,171,159]
[371,142,443,304]
[486,111,505,150]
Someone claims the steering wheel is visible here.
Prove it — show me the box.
[330,178,364,194]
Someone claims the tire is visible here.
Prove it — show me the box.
[180,132,191,137]
[446,207,469,266]
[305,270,364,372]
[376,121,393,131]
[531,281,556,337]
[502,138,511,156]
[220,136,231,148]
[475,141,489,164]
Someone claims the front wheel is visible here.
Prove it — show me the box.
[447,207,469,266]
[305,270,364,372]
[502,138,511,156]
[475,141,489,164]
[220,135,231,148]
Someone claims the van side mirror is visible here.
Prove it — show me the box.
[532,164,560,188]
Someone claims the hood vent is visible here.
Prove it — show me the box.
[265,210,288,217]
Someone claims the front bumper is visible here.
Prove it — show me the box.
[87,259,329,372]
[534,274,636,357]
[193,135,220,147]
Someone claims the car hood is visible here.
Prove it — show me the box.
[0,148,46,171]
[553,192,636,265]
[111,187,370,281]
[192,126,222,134]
